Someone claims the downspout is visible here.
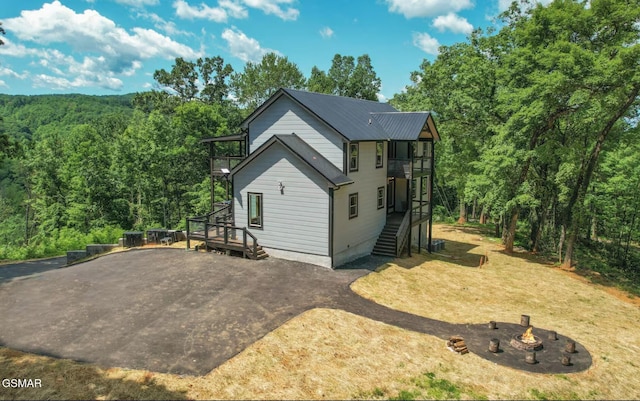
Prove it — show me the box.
[408,142,413,257]
[329,187,334,268]
[210,141,215,212]
[428,139,435,253]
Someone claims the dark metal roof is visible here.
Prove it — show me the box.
[200,133,246,143]
[241,88,441,142]
[370,112,438,141]
[282,88,395,141]
[231,133,353,188]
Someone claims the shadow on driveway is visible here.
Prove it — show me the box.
[0,256,67,282]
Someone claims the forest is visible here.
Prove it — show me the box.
[1,0,639,293]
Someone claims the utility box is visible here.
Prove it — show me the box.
[123,231,143,248]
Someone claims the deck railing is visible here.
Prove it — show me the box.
[395,209,411,256]
[185,205,260,259]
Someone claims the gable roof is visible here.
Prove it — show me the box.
[370,112,440,141]
[231,133,353,188]
[241,88,440,142]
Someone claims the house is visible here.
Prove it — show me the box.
[189,88,440,268]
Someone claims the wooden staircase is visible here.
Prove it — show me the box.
[186,206,268,261]
[372,217,403,257]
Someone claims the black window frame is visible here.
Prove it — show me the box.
[377,186,385,209]
[349,143,359,172]
[349,192,358,219]
[248,192,263,228]
[375,141,384,168]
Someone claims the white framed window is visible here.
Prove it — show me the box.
[377,186,385,209]
[376,141,384,168]
[248,192,263,228]
[349,193,358,219]
[349,143,359,172]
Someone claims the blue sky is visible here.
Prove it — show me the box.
[0,0,531,100]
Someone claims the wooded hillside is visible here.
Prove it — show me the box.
[0,0,638,294]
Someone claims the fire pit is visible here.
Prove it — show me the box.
[510,326,544,351]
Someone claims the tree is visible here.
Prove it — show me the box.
[197,56,234,104]
[230,53,306,109]
[307,66,334,94]
[310,54,382,101]
[153,58,199,102]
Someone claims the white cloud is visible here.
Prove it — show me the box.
[412,32,440,55]
[173,0,298,22]
[219,0,250,18]
[114,0,159,7]
[432,13,473,34]
[2,1,199,91]
[0,66,28,80]
[173,0,230,22]
[221,27,280,62]
[386,0,473,18]
[320,26,334,38]
[137,11,193,36]
[241,0,299,20]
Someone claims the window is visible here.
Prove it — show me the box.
[377,187,385,209]
[376,141,384,168]
[248,192,263,228]
[349,193,358,219]
[349,143,359,172]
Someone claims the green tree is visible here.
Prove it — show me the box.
[230,53,306,109]
[310,54,382,100]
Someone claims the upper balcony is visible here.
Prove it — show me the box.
[387,156,432,179]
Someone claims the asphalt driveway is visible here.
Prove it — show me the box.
[0,249,591,375]
[0,249,371,375]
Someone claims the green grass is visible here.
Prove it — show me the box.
[366,371,483,401]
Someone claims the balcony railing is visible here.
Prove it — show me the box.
[211,156,245,175]
[388,157,432,179]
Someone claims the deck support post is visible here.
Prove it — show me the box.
[186,218,190,250]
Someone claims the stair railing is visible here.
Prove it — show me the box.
[395,209,411,256]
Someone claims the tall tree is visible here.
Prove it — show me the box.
[230,53,306,109]
[311,54,382,100]
[197,56,234,104]
[153,57,199,102]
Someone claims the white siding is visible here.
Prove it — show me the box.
[333,141,387,266]
[233,142,330,256]
[249,96,345,169]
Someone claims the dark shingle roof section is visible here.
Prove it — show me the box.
[370,112,433,141]
[282,89,396,141]
[275,134,352,187]
[231,133,352,188]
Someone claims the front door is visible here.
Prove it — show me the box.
[387,178,395,214]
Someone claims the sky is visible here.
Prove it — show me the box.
[0,0,540,101]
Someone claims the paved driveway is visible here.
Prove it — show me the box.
[0,249,591,375]
[0,249,371,375]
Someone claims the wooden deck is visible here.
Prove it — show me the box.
[188,229,268,260]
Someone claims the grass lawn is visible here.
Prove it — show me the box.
[2,223,639,400]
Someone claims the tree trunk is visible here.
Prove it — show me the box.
[503,209,519,252]
[471,198,477,221]
[563,85,640,267]
[457,198,467,224]
[590,214,598,242]
[479,205,487,224]
[557,224,566,264]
